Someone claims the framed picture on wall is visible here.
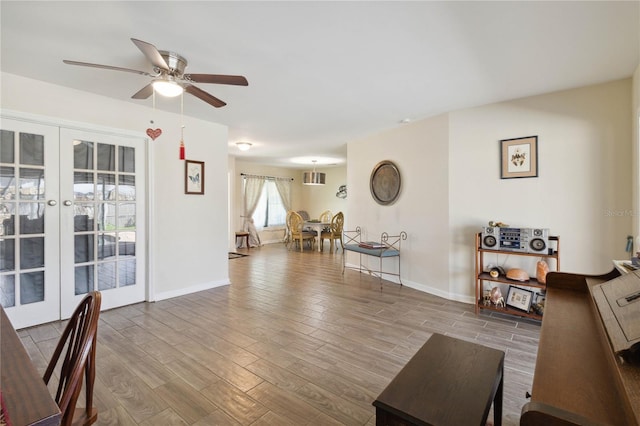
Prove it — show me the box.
[500,136,538,179]
[185,159,205,195]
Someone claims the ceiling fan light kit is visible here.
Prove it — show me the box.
[152,78,183,97]
[63,38,248,108]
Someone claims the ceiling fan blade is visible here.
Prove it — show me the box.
[184,85,226,108]
[130,38,169,71]
[131,84,154,99]
[63,60,152,76]
[184,74,248,86]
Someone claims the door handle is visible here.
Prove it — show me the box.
[63,200,72,206]
[47,200,57,206]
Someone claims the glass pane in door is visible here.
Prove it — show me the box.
[1,130,15,163]
[72,138,138,295]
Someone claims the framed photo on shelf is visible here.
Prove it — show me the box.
[500,136,538,179]
[506,286,534,312]
[185,159,205,195]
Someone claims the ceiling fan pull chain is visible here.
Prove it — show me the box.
[179,92,186,160]
[145,89,163,141]
[151,89,155,124]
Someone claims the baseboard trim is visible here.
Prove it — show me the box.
[343,261,474,305]
[153,279,230,302]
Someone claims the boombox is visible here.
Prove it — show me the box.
[481,227,550,254]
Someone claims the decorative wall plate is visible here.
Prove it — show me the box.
[370,160,401,205]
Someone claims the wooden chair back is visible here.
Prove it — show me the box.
[284,210,294,245]
[321,212,344,252]
[289,211,304,233]
[319,210,332,223]
[296,210,311,221]
[288,211,315,251]
[44,291,101,426]
[332,211,344,235]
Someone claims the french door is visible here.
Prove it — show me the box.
[0,117,146,328]
[0,119,60,327]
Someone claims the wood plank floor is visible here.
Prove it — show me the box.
[18,243,540,425]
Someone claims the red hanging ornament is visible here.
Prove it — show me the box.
[146,128,162,140]
[179,140,185,160]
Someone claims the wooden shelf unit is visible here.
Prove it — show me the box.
[475,232,560,321]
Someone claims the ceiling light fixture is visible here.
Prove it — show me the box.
[236,142,252,151]
[152,77,183,97]
[303,160,326,185]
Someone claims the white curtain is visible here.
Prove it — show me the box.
[274,178,292,212]
[241,175,292,248]
[243,176,265,220]
[274,178,292,244]
[242,176,265,247]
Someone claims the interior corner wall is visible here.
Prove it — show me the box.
[347,114,451,299]
[449,78,632,299]
[1,72,230,301]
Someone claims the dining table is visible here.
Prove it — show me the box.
[1,306,61,426]
[304,221,330,252]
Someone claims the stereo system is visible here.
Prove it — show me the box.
[481,227,550,254]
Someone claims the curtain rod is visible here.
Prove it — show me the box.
[241,173,294,181]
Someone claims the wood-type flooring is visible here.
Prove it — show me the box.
[18,243,539,425]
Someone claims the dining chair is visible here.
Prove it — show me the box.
[318,210,333,233]
[320,211,344,252]
[296,209,316,233]
[288,211,315,252]
[44,291,101,426]
[284,210,294,248]
[319,210,332,223]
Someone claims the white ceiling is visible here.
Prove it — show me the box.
[1,1,638,168]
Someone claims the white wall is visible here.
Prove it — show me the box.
[347,114,451,297]
[449,79,632,299]
[348,79,632,303]
[2,73,230,301]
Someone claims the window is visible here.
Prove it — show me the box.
[252,180,286,228]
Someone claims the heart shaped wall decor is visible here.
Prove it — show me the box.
[146,128,162,140]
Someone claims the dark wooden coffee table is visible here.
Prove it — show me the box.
[373,333,504,426]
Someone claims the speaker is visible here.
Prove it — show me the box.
[481,226,499,250]
[526,228,550,253]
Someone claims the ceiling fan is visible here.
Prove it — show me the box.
[63,38,248,108]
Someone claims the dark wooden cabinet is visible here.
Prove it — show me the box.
[474,232,560,321]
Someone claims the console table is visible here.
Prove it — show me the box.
[343,227,407,287]
[373,333,504,426]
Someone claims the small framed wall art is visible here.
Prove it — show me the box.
[500,136,538,179]
[185,159,205,195]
